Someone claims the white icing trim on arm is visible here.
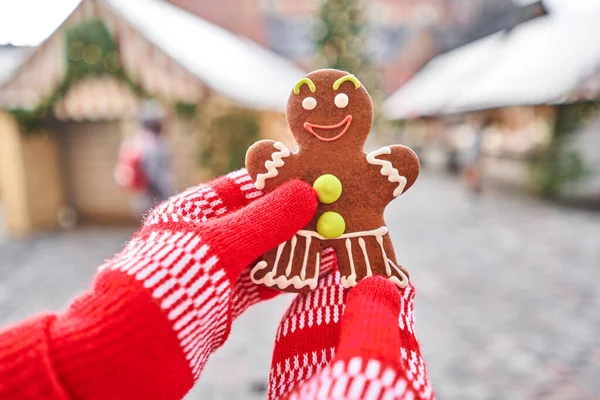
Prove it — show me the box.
[254,142,291,190]
[366,146,408,197]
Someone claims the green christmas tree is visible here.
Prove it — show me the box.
[313,0,386,137]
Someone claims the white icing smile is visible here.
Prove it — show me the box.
[303,115,352,142]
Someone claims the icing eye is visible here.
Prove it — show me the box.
[302,97,317,110]
[334,93,349,108]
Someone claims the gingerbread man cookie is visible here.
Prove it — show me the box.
[246,69,419,293]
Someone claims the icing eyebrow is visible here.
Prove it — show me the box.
[333,75,361,90]
[293,78,317,95]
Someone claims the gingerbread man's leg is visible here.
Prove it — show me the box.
[250,233,322,293]
[380,233,410,288]
[331,233,409,289]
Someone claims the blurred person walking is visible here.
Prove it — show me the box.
[115,100,175,218]
[462,113,491,194]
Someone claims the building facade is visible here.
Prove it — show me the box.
[0,0,304,237]
[168,0,541,92]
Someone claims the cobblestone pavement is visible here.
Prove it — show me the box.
[1,172,599,400]
[0,226,135,325]
[391,174,600,400]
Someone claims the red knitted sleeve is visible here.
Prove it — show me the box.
[0,171,317,400]
[282,277,434,400]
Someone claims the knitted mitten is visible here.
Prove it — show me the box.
[145,169,286,319]
[0,170,316,400]
[267,258,345,399]
[270,274,434,400]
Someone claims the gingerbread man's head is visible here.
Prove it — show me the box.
[286,69,373,149]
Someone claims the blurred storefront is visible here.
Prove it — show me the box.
[0,45,31,203]
[170,0,545,93]
[0,0,304,237]
[384,6,600,202]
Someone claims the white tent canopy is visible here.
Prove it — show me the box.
[0,46,29,85]
[384,8,600,120]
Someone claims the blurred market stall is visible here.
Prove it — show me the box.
[0,0,304,237]
[384,4,600,202]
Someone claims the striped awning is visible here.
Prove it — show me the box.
[53,75,138,121]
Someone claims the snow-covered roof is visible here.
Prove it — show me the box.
[384,8,600,119]
[0,46,30,86]
[103,0,305,112]
[1,0,305,113]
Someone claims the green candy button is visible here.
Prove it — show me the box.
[317,211,346,238]
[313,174,342,204]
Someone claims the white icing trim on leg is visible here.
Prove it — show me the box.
[311,253,320,291]
[376,235,391,276]
[251,261,268,283]
[272,241,285,274]
[358,237,373,277]
[300,235,311,280]
[254,142,291,190]
[297,227,390,288]
[341,238,357,289]
[250,240,285,285]
[252,226,409,291]
[285,235,298,276]
[387,258,409,289]
[366,147,408,197]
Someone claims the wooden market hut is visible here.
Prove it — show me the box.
[0,0,305,237]
[383,6,600,199]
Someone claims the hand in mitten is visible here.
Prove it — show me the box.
[143,169,295,319]
[0,170,317,400]
[144,170,336,319]
[285,276,434,399]
[268,261,433,400]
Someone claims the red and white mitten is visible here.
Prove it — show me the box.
[145,169,283,320]
[0,170,316,400]
[267,249,344,399]
[269,273,434,400]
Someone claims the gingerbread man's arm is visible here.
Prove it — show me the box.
[366,145,420,201]
[245,140,296,193]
